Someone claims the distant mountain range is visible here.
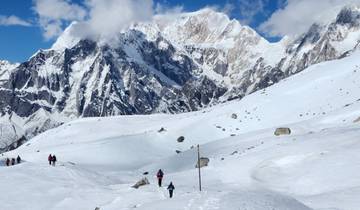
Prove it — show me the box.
[0,5,360,151]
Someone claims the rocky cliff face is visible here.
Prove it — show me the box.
[1,6,360,151]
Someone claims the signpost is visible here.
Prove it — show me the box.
[197,144,202,192]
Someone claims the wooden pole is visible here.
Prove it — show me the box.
[197,144,202,191]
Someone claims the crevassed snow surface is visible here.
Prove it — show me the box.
[2,52,360,210]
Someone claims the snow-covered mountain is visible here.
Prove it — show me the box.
[2,47,360,210]
[282,5,360,75]
[1,5,360,150]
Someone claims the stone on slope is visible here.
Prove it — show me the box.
[274,128,291,136]
[195,157,210,168]
[354,117,360,123]
[132,177,150,189]
[177,136,185,143]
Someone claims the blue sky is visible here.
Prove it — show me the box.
[0,1,50,62]
[0,0,356,62]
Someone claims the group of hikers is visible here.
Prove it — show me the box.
[156,169,175,198]
[3,154,58,167]
[4,155,21,166]
[48,154,57,166]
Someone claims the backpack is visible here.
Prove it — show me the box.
[157,170,164,178]
[167,184,175,190]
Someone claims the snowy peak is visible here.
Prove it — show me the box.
[335,5,360,27]
[154,8,265,49]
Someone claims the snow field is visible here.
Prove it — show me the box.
[1,52,360,209]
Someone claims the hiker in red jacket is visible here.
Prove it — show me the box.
[157,169,164,187]
[48,154,52,165]
[5,158,10,166]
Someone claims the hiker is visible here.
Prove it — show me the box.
[48,154,52,165]
[5,158,10,166]
[52,155,57,166]
[157,169,164,187]
[16,155,21,164]
[167,182,175,198]
[11,158,15,165]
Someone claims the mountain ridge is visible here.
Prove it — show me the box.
[0,5,360,151]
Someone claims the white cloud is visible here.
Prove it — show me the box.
[40,20,64,39]
[34,0,87,20]
[33,0,87,39]
[84,0,153,42]
[222,2,236,16]
[198,2,235,16]
[238,0,269,25]
[155,2,184,15]
[0,15,32,26]
[259,0,360,37]
[33,0,154,42]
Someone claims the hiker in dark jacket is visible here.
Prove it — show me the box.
[167,182,175,198]
[11,158,15,165]
[16,155,21,164]
[156,169,164,187]
[48,154,52,165]
[52,155,57,166]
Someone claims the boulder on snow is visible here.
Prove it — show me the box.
[132,177,150,189]
[195,157,210,168]
[231,113,238,119]
[158,127,166,132]
[230,151,238,155]
[353,117,360,123]
[177,136,185,143]
[175,150,182,154]
[274,127,291,136]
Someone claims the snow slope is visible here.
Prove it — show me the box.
[1,51,360,209]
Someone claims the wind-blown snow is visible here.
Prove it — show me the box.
[52,22,82,51]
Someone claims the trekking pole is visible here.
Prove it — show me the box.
[197,144,202,192]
